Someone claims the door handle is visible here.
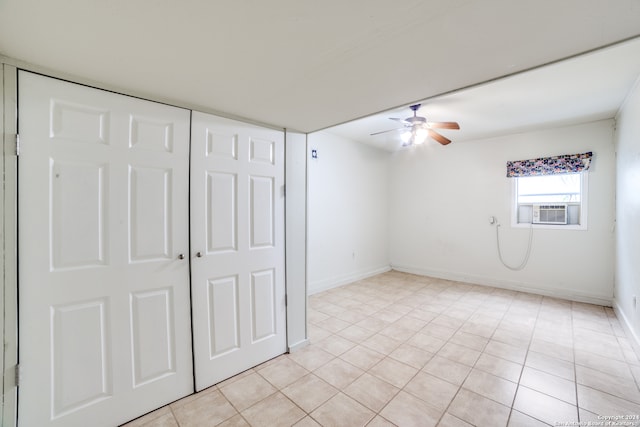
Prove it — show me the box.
[196,251,203,258]
[178,254,185,260]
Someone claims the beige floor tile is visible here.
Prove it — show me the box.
[577,408,600,423]
[338,324,377,342]
[573,317,614,335]
[241,392,305,427]
[380,390,443,427]
[449,331,489,351]
[335,309,369,324]
[171,389,237,427]
[122,407,177,427]
[369,357,418,388]
[217,414,250,427]
[574,350,634,379]
[353,304,383,316]
[318,334,357,356]
[531,328,573,347]
[513,386,578,426]
[408,332,447,353]
[404,371,459,410]
[423,355,472,385]
[219,372,277,411]
[375,309,405,323]
[344,372,400,412]
[393,315,429,331]
[314,358,364,389]
[420,323,457,341]
[432,314,465,329]
[310,393,376,427]
[407,308,439,323]
[575,365,640,404]
[315,302,346,318]
[474,353,523,383]
[379,323,417,341]
[389,343,433,369]
[257,357,309,389]
[484,340,528,364]
[448,389,511,427]
[340,344,386,370]
[308,324,333,342]
[288,344,335,371]
[437,342,481,367]
[316,316,351,333]
[524,351,574,381]
[507,410,550,427]
[309,310,331,324]
[620,338,640,366]
[437,413,474,427]
[387,303,414,315]
[366,415,398,426]
[281,373,338,413]
[458,321,497,338]
[578,383,640,417]
[519,367,576,405]
[147,273,640,427]
[492,327,532,348]
[356,316,392,333]
[362,333,403,355]
[462,369,517,406]
[293,416,322,427]
[528,340,574,362]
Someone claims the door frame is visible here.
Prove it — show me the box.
[2,61,19,427]
[1,58,309,427]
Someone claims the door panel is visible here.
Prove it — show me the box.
[191,111,286,391]
[207,171,237,252]
[18,71,193,427]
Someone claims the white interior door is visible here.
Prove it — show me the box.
[190,111,286,391]
[17,71,194,427]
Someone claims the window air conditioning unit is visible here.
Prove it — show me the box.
[532,204,568,225]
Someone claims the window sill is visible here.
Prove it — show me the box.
[511,223,587,231]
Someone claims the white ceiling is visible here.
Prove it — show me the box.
[1,1,640,138]
[327,37,640,151]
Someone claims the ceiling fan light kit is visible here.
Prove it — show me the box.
[371,103,460,147]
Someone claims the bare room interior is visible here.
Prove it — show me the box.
[2,1,640,427]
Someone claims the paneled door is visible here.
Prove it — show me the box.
[190,111,286,391]
[17,71,194,426]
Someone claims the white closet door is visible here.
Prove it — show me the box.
[17,71,193,427]
[190,111,286,391]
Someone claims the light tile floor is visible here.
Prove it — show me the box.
[123,271,640,427]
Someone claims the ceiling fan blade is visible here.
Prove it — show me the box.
[389,117,409,124]
[428,129,451,145]
[370,127,404,136]
[428,121,460,130]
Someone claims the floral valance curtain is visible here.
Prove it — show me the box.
[506,152,592,178]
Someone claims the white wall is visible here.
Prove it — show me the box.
[285,131,308,351]
[614,78,640,343]
[390,120,616,305]
[307,131,390,294]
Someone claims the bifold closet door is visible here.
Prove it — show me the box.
[17,71,194,427]
[190,111,286,391]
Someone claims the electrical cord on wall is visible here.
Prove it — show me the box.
[494,218,534,271]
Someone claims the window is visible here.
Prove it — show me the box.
[513,172,588,228]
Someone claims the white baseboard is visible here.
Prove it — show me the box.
[613,300,640,358]
[287,338,310,353]
[308,265,392,295]
[391,264,613,307]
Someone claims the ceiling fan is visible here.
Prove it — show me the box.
[371,104,460,146]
